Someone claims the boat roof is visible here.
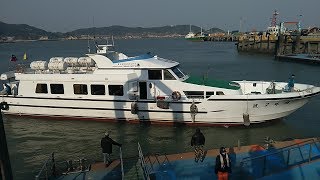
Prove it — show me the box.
[88,53,179,69]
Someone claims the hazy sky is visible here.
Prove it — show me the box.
[1,0,319,32]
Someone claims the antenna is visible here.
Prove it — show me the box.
[87,34,90,53]
[270,10,279,27]
[112,36,114,46]
[239,17,242,33]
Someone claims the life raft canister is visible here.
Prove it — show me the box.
[171,91,181,101]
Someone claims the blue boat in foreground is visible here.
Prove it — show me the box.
[35,137,320,180]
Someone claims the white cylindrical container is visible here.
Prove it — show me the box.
[64,57,78,66]
[49,57,64,63]
[78,57,94,66]
[48,61,67,71]
[30,61,48,70]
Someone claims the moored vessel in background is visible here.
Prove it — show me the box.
[185,25,206,41]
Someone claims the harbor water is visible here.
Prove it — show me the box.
[0,39,320,179]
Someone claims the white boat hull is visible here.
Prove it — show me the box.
[1,92,313,126]
[1,46,319,126]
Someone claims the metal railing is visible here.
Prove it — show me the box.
[35,152,55,180]
[119,147,124,180]
[239,138,320,179]
[137,142,173,180]
[144,153,171,174]
[35,153,92,179]
[138,142,150,180]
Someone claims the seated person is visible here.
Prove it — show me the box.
[287,74,295,92]
[284,74,295,92]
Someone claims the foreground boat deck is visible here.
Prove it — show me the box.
[52,137,320,180]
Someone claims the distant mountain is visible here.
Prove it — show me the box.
[0,21,224,40]
[207,28,225,33]
[67,25,224,37]
[0,21,58,39]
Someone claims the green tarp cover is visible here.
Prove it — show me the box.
[183,76,240,90]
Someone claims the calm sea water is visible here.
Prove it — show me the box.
[0,39,320,179]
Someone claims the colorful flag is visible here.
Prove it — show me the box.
[23,52,28,60]
[10,55,17,62]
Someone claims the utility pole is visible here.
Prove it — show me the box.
[0,102,13,180]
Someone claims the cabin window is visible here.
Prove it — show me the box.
[91,85,105,95]
[108,85,124,96]
[73,84,88,95]
[171,66,185,78]
[163,69,176,80]
[148,70,162,80]
[184,91,204,99]
[35,84,48,94]
[206,91,215,98]
[50,84,64,94]
[216,91,225,95]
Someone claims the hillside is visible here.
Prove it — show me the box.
[0,21,224,40]
[0,21,58,39]
[67,25,224,36]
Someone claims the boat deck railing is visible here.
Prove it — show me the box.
[119,147,125,180]
[138,142,173,180]
[239,138,320,179]
[35,148,125,180]
[138,142,150,180]
[34,152,56,180]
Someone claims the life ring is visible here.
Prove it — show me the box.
[1,102,9,110]
[171,91,181,101]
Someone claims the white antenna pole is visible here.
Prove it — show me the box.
[239,17,242,33]
[87,34,90,53]
[112,36,114,46]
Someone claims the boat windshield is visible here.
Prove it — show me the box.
[171,66,186,79]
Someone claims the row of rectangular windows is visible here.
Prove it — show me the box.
[36,84,124,96]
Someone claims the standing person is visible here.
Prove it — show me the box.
[287,74,295,92]
[100,131,122,167]
[191,128,205,163]
[215,147,232,180]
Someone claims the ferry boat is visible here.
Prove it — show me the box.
[1,44,320,126]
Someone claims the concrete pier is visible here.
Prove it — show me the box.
[237,34,320,56]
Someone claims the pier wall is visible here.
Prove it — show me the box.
[237,34,320,55]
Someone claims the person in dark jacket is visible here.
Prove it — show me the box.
[191,128,205,162]
[215,147,231,180]
[100,131,122,166]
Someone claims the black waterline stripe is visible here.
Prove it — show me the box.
[7,96,200,104]
[8,104,208,114]
[4,90,319,103]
